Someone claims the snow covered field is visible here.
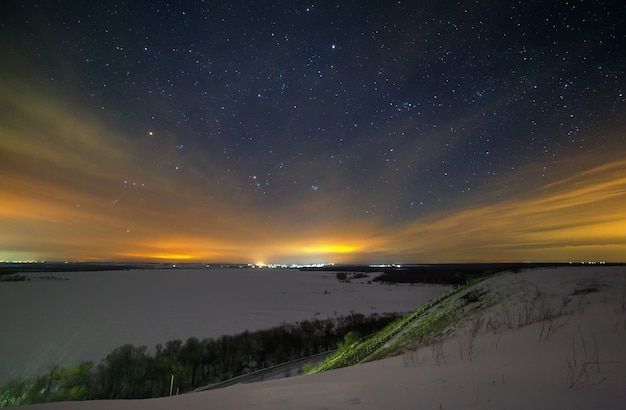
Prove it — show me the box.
[14,265,626,410]
[0,268,448,383]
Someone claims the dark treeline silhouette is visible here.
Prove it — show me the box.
[303,263,618,285]
[0,312,400,406]
[372,263,597,284]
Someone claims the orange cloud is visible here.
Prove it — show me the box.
[384,159,626,262]
[2,81,624,263]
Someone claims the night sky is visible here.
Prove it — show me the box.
[1,1,625,264]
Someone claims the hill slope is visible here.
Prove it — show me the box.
[17,266,626,409]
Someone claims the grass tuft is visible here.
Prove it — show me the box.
[306,275,498,374]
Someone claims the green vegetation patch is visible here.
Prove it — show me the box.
[307,275,505,374]
[1,313,398,407]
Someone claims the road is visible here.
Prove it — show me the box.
[191,350,336,393]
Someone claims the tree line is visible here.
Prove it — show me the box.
[1,312,400,406]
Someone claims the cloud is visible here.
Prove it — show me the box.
[383,159,626,262]
[2,81,624,263]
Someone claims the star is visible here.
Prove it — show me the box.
[0,0,624,264]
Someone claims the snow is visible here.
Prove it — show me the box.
[8,266,626,409]
[0,268,447,383]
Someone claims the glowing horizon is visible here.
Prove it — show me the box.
[2,3,625,265]
[1,87,625,264]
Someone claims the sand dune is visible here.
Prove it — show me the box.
[15,265,626,409]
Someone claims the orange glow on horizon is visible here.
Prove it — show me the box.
[1,85,625,264]
[2,155,625,264]
[120,253,196,261]
[299,244,358,254]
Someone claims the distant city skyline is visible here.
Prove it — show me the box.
[1,1,625,264]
